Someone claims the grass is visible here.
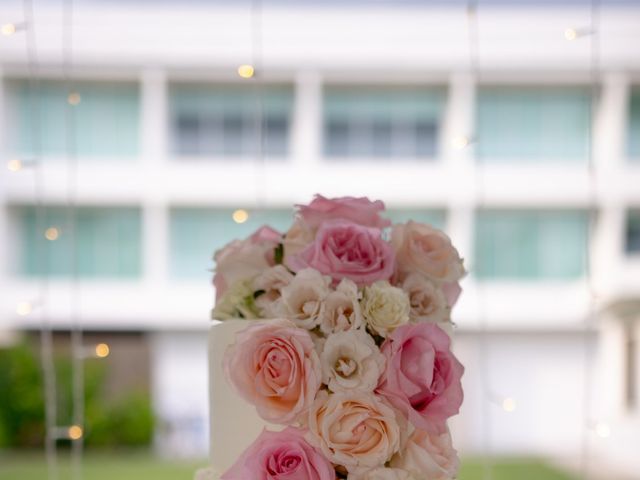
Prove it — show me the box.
[0,452,576,480]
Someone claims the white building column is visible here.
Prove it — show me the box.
[291,71,322,171]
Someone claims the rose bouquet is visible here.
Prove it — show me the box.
[212,195,465,480]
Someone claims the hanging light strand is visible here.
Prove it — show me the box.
[21,0,58,478]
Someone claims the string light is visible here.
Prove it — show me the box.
[67,425,83,440]
[67,92,81,106]
[7,159,22,172]
[44,227,60,241]
[94,343,110,358]
[594,421,611,439]
[16,301,33,316]
[232,209,249,224]
[452,135,471,149]
[237,64,255,79]
[1,23,17,36]
[502,397,517,413]
[564,28,578,41]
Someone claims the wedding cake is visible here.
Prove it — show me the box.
[196,195,465,480]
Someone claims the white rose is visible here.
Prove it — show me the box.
[252,265,295,317]
[211,278,260,320]
[361,281,410,337]
[321,329,385,393]
[318,278,363,335]
[390,429,459,480]
[401,273,449,324]
[275,268,331,329]
[348,467,416,480]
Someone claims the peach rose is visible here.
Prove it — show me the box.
[275,268,332,330]
[391,222,464,284]
[390,429,459,480]
[224,319,322,424]
[296,194,391,230]
[307,390,402,473]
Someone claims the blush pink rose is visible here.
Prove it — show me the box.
[441,281,462,309]
[376,323,464,434]
[223,319,322,424]
[221,427,335,480]
[390,428,459,480]
[213,225,282,301]
[288,221,395,287]
[296,195,391,229]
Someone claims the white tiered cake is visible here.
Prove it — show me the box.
[205,320,274,477]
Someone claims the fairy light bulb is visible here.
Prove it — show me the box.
[67,92,81,106]
[232,209,249,224]
[452,135,471,150]
[564,28,578,41]
[502,397,517,413]
[16,301,32,316]
[7,159,22,172]
[1,23,16,36]
[594,422,611,439]
[237,64,255,79]
[68,425,83,440]
[44,227,59,241]
[95,343,110,358]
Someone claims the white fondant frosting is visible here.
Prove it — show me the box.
[208,319,273,476]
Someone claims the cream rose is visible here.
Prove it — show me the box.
[252,265,295,317]
[390,429,459,480]
[223,319,322,424]
[320,329,385,393]
[401,273,449,324]
[348,467,415,480]
[391,222,465,284]
[307,390,402,473]
[362,281,410,337]
[275,268,332,329]
[283,219,315,269]
[318,278,363,335]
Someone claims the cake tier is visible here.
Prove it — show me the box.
[208,319,274,476]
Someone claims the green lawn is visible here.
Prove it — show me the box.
[0,452,576,480]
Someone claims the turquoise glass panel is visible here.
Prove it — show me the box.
[628,89,640,160]
[18,206,142,278]
[169,84,293,157]
[475,210,588,279]
[323,87,446,159]
[9,80,140,159]
[170,208,293,279]
[476,88,591,163]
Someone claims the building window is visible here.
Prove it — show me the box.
[626,210,640,254]
[5,80,140,159]
[384,209,446,231]
[629,88,640,160]
[15,206,142,278]
[474,210,588,280]
[169,84,292,158]
[169,208,293,279]
[323,87,445,160]
[476,87,591,163]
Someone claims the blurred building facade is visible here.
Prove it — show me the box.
[0,0,639,476]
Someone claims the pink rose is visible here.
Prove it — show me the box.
[289,221,395,287]
[221,427,335,480]
[223,319,322,424]
[296,195,391,229]
[441,281,462,309]
[391,222,465,284]
[376,323,464,433]
[390,428,459,480]
[213,225,282,301]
